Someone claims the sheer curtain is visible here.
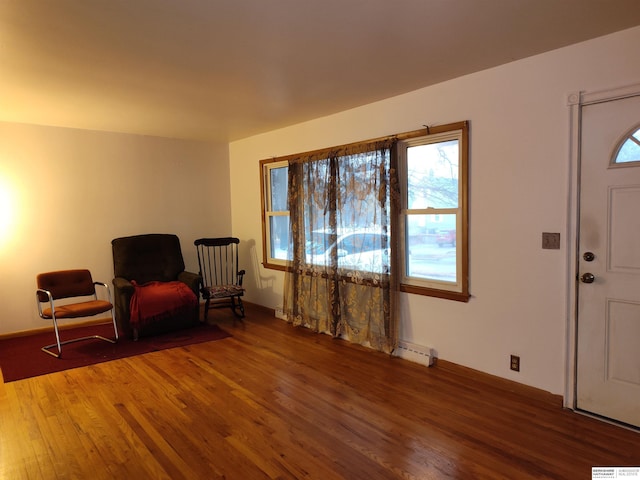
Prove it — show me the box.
[283,140,399,353]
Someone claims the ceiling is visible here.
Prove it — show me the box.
[1,0,640,143]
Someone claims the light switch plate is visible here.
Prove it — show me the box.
[542,232,561,249]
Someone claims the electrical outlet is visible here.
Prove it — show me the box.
[510,355,520,372]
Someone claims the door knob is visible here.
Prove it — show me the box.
[580,272,595,283]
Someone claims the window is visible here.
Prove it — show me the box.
[260,121,469,301]
[260,146,392,273]
[261,160,290,269]
[613,126,640,164]
[398,122,469,301]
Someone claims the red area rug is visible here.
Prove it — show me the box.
[0,322,230,383]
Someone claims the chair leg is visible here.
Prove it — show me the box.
[231,297,245,319]
[42,333,118,358]
[203,298,211,322]
[110,312,119,342]
[42,312,119,358]
[42,316,64,358]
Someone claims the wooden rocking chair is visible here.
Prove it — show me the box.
[194,237,245,320]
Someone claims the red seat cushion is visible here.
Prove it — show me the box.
[42,300,112,319]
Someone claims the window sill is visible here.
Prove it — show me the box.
[400,283,470,302]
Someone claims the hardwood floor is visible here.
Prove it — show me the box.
[1,304,638,479]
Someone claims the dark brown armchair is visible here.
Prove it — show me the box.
[111,234,201,340]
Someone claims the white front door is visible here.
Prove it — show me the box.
[576,92,640,427]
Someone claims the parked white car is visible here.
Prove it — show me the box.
[305,229,390,273]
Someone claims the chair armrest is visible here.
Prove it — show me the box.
[35,288,54,318]
[111,277,135,333]
[237,269,246,286]
[93,281,113,303]
[112,277,134,293]
[177,270,202,296]
[36,287,53,302]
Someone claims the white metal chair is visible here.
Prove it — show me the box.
[36,269,118,358]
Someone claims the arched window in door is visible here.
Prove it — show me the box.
[613,126,640,164]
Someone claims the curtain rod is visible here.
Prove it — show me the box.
[259,121,468,165]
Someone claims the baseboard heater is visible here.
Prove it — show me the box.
[275,306,287,320]
[276,307,434,367]
[395,340,435,367]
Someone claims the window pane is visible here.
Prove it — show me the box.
[407,140,459,209]
[615,129,640,163]
[270,215,290,260]
[406,214,457,283]
[270,166,289,211]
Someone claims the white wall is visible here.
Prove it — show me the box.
[229,26,640,395]
[0,122,230,335]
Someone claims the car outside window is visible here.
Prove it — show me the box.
[305,230,389,273]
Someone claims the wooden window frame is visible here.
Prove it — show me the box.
[259,120,470,301]
[398,121,469,302]
[260,159,289,271]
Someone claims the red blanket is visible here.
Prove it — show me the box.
[129,281,198,327]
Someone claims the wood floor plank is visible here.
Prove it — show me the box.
[1,304,639,479]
